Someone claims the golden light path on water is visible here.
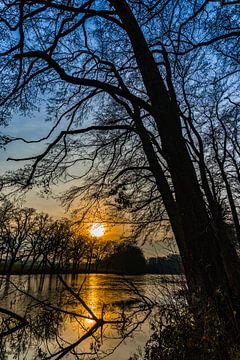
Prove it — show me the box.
[1,274,183,359]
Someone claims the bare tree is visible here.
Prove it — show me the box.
[0,0,240,344]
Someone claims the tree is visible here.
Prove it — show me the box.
[0,0,240,344]
[67,233,86,273]
[0,201,36,273]
[106,241,146,274]
[0,202,89,274]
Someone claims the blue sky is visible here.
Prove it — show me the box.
[0,108,67,216]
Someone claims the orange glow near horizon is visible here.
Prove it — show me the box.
[89,223,105,237]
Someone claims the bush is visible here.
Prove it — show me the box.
[132,289,240,360]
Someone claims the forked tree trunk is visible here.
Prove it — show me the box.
[111,0,240,339]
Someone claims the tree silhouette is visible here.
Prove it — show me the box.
[0,0,240,347]
[107,242,146,274]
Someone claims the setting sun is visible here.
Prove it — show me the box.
[89,223,105,237]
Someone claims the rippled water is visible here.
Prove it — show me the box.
[0,274,183,359]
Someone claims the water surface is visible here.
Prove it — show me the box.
[0,274,183,359]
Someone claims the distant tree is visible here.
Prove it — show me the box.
[67,234,86,273]
[0,202,89,274]
[21,212,51,272]
[147,255,183,275]
[107,242,146,274]
[0,201,36,273]
[92,240,115,272]
[45,219,72,271]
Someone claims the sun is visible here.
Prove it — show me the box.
[89,223,105,237]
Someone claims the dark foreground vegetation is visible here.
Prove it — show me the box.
[132,290,240,360]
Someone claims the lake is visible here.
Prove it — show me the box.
[0,274,184,359]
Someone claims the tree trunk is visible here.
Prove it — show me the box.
[111,0,240,339]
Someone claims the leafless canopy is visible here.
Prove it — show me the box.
[0,0,239,242]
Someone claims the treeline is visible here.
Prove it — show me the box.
[0,201,149,275]
[0,201,182,275]
[147,255,183,275]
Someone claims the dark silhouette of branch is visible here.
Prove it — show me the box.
[14,51,152,113]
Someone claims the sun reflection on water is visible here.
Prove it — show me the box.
[1,273,159,360]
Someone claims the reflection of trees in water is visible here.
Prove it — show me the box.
[0,274,153,359]
[0,280,63,359]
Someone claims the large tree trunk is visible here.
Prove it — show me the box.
[111,0,240,339]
